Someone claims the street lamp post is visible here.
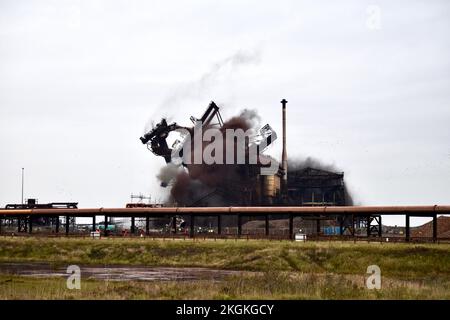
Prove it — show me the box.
[21,168,24,205]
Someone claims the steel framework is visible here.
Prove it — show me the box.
[0,205,449,242]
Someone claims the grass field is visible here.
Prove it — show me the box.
[0,237,449,299]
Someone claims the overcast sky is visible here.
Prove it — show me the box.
[1,0,449,226]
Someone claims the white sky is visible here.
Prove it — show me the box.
[1,0,449,226]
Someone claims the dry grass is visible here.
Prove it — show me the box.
[0,237,449,299]
[0,272,448,300]
[0,237,449,280]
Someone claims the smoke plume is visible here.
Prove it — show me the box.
[161,108,260,206]
[162,49,261,108]
[155,109,354,207]
[144,49,261,133]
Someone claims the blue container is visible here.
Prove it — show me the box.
[323,226,340,235]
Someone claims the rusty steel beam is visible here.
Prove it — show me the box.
[351,214,355,237]
[190,215,195,238]
[289,214,294,239]
[55,216,59,233]
[378,216,382,237]
[131,217,135,234]
[433,214,437,243]
[237,214,242,237]
[406,214,410,242]
[172,216,177,234]
[104,215,108,235]
[65,215,69,235]
[366,215,370,238]
[0,205,449,217]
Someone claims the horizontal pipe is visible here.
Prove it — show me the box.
[0,205,449,217]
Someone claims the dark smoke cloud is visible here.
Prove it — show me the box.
[164,108,259,206]
[156,110,354,207]
[156,163,183,187]
[287,156,339,173]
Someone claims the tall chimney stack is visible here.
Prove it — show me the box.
[281,99,288,195]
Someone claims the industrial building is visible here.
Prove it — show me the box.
[137,99,351,235]
[139,100,349,209]
[1,99,448,241]
[287,167,347,206]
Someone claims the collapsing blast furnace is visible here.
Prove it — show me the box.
[140,101,350,207]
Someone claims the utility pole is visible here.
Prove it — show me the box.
[281,99,288,198]
[21,168,24,205]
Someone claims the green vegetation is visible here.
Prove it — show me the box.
[0,272,448,300]
[0,237,449,299]
[0,237,449,280]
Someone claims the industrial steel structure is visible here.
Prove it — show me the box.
[287,168,347,206]
[2,100,447,242]
[3,199,77,233]
[0,205,449,242]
